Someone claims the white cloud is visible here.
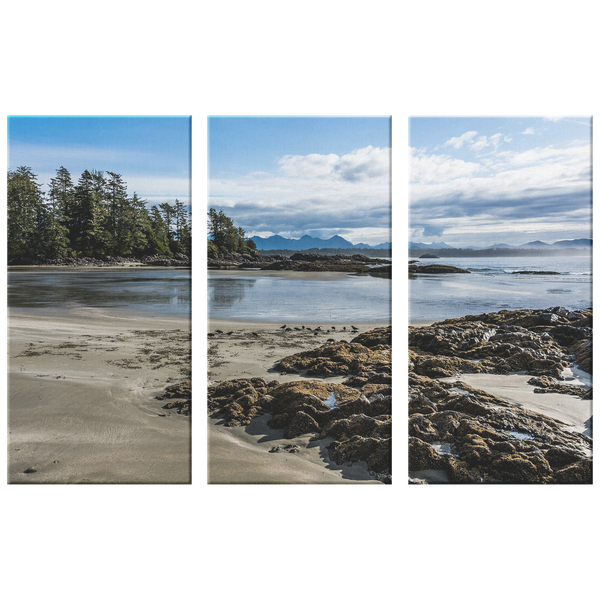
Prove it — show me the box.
[410,141,591,240]
[278,152,339,178]
[470,135,490,152]
[209,145,391,243]
[489,133,503,148]
[442,131,478,149]
[544,116,564,122]
[441,131,509,154]
[278,145,389,182]
[410,149,483,183]
[521,127,537,135]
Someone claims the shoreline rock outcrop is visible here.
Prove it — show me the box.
[409,263,470,274]
[8,254,191,267]
[209,251,391,278]
[208,326,392,482]
[409,307,592,484]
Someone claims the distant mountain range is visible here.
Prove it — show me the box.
[251,234,391,251]
[409,238,592,250]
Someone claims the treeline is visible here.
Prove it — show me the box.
[207,208,257,254]
[409,247,592,258]
[8,166,191,260]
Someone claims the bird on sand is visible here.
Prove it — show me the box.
[331,326,336,330]
[280,324,287,329]
[327,338,335,342]
[251,332,259,337]
[215,330,224,334]
[226,331,234,336]
[351,326,358,331]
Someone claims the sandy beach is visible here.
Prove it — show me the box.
[208,318,385,384]
[8,308,191,484]
[441,371,592,438]
[208,318,388,484]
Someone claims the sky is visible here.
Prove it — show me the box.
[208,116,391,245]
[7,116,191,209]
[410,116,592,247]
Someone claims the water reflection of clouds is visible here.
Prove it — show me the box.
[8,271,191,316]
[208,273,390,322]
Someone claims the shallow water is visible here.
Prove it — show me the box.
[208,270,391,324]
[7,268,191,317]
[410,255,592,324]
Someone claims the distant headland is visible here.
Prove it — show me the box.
[409,238,592,258]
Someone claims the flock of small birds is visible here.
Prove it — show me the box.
[208,324,359,339]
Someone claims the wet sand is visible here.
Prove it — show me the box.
[441,371,593,437]
[8,308,191,484]
[208,318,388,484]
[208,318,384,385]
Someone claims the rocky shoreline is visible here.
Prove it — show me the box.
[8,253,191,267]
[209,251,391,278]
[409,306,592,484]
[409,263,469,274]
[408,262,563,276]
[207,326,392,482]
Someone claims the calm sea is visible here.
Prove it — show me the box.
[409,255,592,324]
[208,269,391,324]
[7,268,191,318]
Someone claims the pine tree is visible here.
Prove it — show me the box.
[160,202,174,238]
[50,166,76,243]
[126,192,149,255]
[105,171,129,254]
[7,166,44,259]
[72,170,106,256]
[171,199,191,254]
[146,205,172,255]
[45,170,72,257]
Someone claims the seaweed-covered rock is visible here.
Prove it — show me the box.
[409,307,592,379]
[274,339,390,377]
[286,411,321,438]
[408,309,593,484]
[351,326,391,348]
[158,380,191,414]
[207,326,392,480]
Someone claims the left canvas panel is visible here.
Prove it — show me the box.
[7,116,192,484]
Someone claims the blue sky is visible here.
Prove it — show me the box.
[8,116,191,208]
[208,116,391,245]
[410,116,592,247]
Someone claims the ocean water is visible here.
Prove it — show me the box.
[208,269,391,324]
[409,255,592,324]
[7,268,191,317]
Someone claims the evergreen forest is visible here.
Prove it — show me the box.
[7,166,191,261]
[207,208,257,254]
